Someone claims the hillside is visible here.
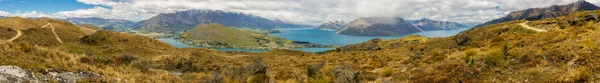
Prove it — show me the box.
[475,0,599,27]
[313,21,347,31]
[133,10,311,33]
[336,17,422,36]
[177,24,334,49]
[2,10,600,82]
[408,18,468,30]
[66,17,135,31]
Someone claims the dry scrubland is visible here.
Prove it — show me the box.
[1,10,600,82]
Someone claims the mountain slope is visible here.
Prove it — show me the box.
[133,10,310,33]
[314,21,347,31]
[66,17,135,31]
[335,17,422,36]
[408,18,468,30]
[475,0,600,27]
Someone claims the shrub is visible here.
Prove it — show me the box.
[132,60,153,72]
[307,62,325,78]
[381,68,394,77]
[464,50,476,64]
[247,74,270,83]
[484,49,506,67]
[118,54,137,65]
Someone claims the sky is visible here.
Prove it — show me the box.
[1,0,599,25]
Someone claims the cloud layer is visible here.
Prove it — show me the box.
[3,0,600,25]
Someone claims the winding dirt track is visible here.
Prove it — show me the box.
[42,22,63,44]
[519,21,548,32]
[6,30,22,42]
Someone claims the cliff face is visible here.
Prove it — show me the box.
[133,10,310,33]
[335,17,422,36]
[314,21,347,31]
[408,18,468,31]
[476,0,600,27]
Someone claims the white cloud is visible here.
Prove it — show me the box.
[8,0,600,25]
[0,11,9,16]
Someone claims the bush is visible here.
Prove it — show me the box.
[118,54,137,65]
[484,49,506,67]
[381,68,394,77]
[307,62,325,78]
[133,60,153,72]
[247,74,270,83]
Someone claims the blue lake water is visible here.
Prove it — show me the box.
[158,28,470,53]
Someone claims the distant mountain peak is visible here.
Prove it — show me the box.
[134,9,310,33]
[475,0,600,28]
[408,18,468,31]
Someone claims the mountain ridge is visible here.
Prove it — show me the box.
[335,17,423,36]
[408,18,468,31]
[133,10,311,33]
[66,17,135,31]
[475,0,600,27]
[314,21,347,31]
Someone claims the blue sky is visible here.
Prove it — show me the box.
[0,0,96,13]
[0,0,598,25]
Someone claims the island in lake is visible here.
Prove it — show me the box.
[176,24,336,49]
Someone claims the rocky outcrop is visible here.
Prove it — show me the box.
[0,66,39,83]
[336,17,422,36]
[314,21,347,31]
[476,0,600,27]
[0,66,101,83]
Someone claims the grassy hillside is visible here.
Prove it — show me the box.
[1,10,600,82]
[181,23,270,47]
[178,23,332,49]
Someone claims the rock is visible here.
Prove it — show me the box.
[43,70,101,83]
[0,66,39,83]
[0,65,101,83]
[330,64,360,83]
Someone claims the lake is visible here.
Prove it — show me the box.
[158,28,470,52]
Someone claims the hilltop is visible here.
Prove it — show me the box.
[476,0,600,27]
[133,10,311,33]
[177,24,334,49]
[336,17,422,36]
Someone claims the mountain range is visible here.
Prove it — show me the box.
[66,17,135,31]
[133,10,311,33]
[313,21,347,31]
[475,0,600,27]
[408,18,468,31]
[335,17,422,36]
